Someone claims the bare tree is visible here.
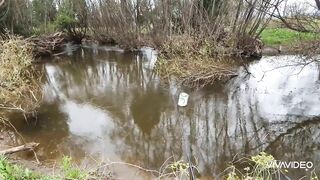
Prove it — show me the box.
[275,0,320,33]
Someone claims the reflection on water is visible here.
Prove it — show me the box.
[7,47,320,178]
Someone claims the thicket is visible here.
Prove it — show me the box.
[0,0,87,42]
[88,0,281,54]
[1,0,281,49]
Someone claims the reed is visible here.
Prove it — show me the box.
[0,35,42,113]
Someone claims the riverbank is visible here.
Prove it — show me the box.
[261,28,320,55]
[1,29,318,95]
[3,150,318,179]
[3,27,318,89]
[153,28,320,86]
[0,155,114,179]
[153,35,261,87]
[0,36,42,113]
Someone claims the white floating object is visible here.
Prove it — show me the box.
[178,92,189,107]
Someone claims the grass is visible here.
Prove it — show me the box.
[0,156,88,180]
[224,152,319,180]
[61,156,88,180]
[0,35,42,115]
[224,152,282,180]
[156,57,239,87]
[0,156,48,180]
[0,156,196,180]
[147,27,319,86]
[260,28,318,47]
[1,152,317,179]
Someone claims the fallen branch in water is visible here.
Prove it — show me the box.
[0,143,39,155]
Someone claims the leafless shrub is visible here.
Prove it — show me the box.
[88,0,282,53]
[275,0,320,33]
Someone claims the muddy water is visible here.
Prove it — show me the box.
[6,46,320,179]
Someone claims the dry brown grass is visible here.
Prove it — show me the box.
[155,36,240,87]
[0,36,42,113]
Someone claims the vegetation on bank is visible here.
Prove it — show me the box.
[0,156,91,180]
[260,28,318,47]
[0,155,193,179]
[1,152,317,180]
[225,152,319,180]
[155,36,240,87]
[0,0,280,51]
[2,0,320,87]
[1,0,281,88]
[0,36,42,113]
[0,156,42,180]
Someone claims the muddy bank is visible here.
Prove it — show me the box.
[262,45,302,56]
[0,137,114,179]
[262,41,320,56]
[0,129,55,176]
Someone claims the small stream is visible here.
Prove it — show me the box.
[5,46,320,179]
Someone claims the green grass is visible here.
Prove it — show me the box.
[0,156,45,180]
[61,156,88,180]
[0,156,88,180]
[260,28,317,47]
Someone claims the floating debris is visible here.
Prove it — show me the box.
[178,92,189,107]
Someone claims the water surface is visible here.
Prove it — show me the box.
[7,46,320,179]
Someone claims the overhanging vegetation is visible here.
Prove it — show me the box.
[0,36,42,114]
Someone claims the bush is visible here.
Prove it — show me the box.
[54,13,76,32]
